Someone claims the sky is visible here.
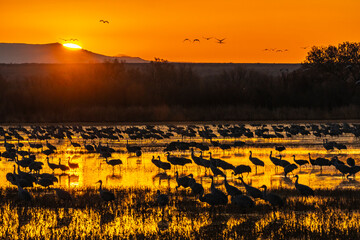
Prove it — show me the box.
[1,0,360,63]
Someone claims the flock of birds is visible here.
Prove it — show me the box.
[0,123,359,212]
[183,37,226,44]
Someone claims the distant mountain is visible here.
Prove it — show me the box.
[0,43,148,64]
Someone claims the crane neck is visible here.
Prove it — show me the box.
[98,181,103,192]
[210,177,215,190]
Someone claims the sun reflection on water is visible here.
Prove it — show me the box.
[0,123,360,238]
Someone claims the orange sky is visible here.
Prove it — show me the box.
[1,0,360,63]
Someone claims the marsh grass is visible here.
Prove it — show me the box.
[0,186,360,239]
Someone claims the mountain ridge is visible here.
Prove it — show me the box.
[0,42,148,64]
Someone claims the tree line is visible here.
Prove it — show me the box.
[1,42,360,122]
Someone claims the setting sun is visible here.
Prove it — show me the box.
[63,43,82,49]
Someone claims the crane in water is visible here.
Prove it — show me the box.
[293,175,314,197]
[16,176,32,201]
[96,180,115,202]
[237,176,263,199]
[260,185,284,208]
[249,151,264,173]
[224,175,242,197]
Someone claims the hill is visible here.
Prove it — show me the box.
[0,43,148,64]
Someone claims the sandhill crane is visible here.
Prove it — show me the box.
[200,152,211,168]
[216,38,225,44]
[85,144,95,152]
[279,156,291,168]
[209,159,225,177]
[284,164,298,177]
[209,176,228,204]
[16,165,36,184]
[16,176,32,201]
[189,178,204,197]
[37,177,55,188]
[231,194,254,208]
[70,141,81,148]
[269,151,282,168]
[47,157,60,172]
[292,155,309,169]
[314,157,331,172]
[156,190,169,218]
[275,145,286,152]
[58,158,70,172]
[333,158,351,177]
[260,185,284,208]
[15,155,33,168]
[199,176,227,206]
[293,175,314,197]
[105,158,122,171]
[175,171,192,189]
[29,161,43,173]
[46,140,57,152]
[100,20,109,23]
[308,153,316,167]
[237,176,263,199]
[54,188,72,201]
[249,151,264,172]
[156,156,171,171]
[191,149,205,167]
[233,165,251,177]
[334,142,347,150]
[126,140,141,156]
[203,37,213,40]
[199,192,226,207]
[323,139,334,151]
[96,180,115,202]
[224,175,242,197]
[166,152,191,168]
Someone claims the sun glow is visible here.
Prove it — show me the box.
[63,43,82,49]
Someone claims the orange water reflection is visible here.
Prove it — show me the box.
[0,124,359,192]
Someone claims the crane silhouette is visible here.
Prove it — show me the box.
[96,180,115,202]
[216,38,226,44]
[293,175,314,197]
[249,151,264,173]
[100,20,109,24]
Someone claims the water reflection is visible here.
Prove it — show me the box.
[1,124,360,191]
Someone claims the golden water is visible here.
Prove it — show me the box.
[1,124,360,239]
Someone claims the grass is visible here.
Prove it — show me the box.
[1,187,360,239]
[4,105,360,123]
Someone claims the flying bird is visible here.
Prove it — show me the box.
[183,38,191,42]
[216,38,226,44]
[100,20,109,24]
[203,37,213,40]
[193,39,200,43]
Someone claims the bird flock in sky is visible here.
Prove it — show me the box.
[183,37,226,44]
[60,19,110,43]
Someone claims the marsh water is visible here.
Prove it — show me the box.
[1,123,360,239]
[1,123,360,190]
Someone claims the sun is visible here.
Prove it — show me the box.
[62,43,82,49]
